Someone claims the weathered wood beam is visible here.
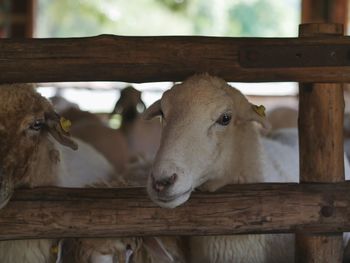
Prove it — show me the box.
[2,36,350,83]
[1,183,350,240]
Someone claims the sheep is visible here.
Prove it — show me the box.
[111,86,162,160]
[62,163,187,262]
[0,83,126,262]
[61,236,187,263]
[50,95,79,113]
[143,73,350,263]
[266,106,298,131]
[59,107,130,174]
[60,170,187,263]
[111,85,146,133]
[0,84,186,263]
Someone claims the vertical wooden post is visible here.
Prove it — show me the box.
[297,23,345,263]
[9,0,35,38]
[302,0,348,31]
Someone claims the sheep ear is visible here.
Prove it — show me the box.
[226,86,271,130]
[143,237,174,262]
[45,112,78,150]
[111,96,124,115]
[245,103,271,130]
[142,100,162,120]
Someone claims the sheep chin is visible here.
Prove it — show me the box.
[149,190,191,209]
[0,169,14,210]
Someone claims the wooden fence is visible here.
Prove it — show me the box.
[1,23,349,262]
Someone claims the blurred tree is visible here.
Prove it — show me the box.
[36,0,299,37]
[228,0,287,36]
[155,0,188,12]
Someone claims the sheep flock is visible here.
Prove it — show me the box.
[1,74,350,262]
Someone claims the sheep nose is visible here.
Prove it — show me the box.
[152,173,177,193]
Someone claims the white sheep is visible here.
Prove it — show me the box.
[144,73,350,263]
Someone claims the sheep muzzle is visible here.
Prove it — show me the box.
[0,168,14,209]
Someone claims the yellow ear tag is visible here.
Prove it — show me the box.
[252,105,266,117]
[50,245,59,254]
[60,117,72,133]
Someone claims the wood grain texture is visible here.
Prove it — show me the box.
[1,183,350,240]
[297,23,345,263]
[2,36,350,83]
[298,83,345,182]
[296,234,343,263]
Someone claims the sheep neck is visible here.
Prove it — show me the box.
[229,122,265,184]
[199,122,265,192]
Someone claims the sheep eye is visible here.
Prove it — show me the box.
[29,119,45,131]
[216,113,232,126]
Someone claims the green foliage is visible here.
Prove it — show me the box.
[228,0,290,37]
[36,0,300,38]
[155,0,188,12]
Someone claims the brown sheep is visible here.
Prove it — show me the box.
[0,84,186,263]
[0,84,126,263]
[111,86,161,160]
[266,107,298,131]
[111,86,146,133]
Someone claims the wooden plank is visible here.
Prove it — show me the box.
[297,23,345,263]
[2,36,350,83]
[1,183,350,240]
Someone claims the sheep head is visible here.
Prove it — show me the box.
[0,84,77,209]
[144,74,270,208]
[112,86,146,123]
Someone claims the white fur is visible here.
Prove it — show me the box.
[56,137,113,187]
[90,252,114,263]
[0,240,56,263]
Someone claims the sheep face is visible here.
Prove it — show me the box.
[0,84,77,208]
[113,86,145,117]
[144,74,270,208]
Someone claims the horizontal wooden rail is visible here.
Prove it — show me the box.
[1,183,350,240]
[1,35,350,83]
